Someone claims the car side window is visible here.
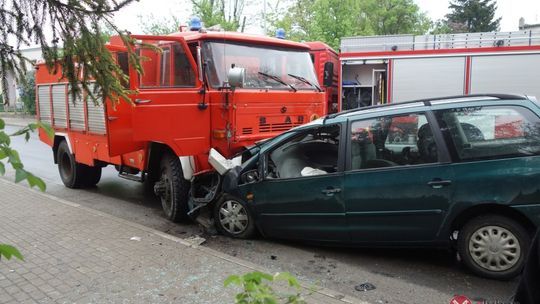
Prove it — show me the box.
[266,125,341,179]
[349,113,438,170]
[435,105,540,161]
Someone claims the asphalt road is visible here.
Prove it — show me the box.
[2,124,517,304]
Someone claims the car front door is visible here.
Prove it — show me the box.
[344,111,455,244]
[251,124,349,243]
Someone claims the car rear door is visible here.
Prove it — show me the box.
[433,103,540,224]
[344,111,455,244]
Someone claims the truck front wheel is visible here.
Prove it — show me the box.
[154,153,190,222]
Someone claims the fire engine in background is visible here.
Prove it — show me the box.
[36,22,327,222]
[305,41,339,114]
[339,30,540,110]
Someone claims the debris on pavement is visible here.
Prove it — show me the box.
[185,235,206,247]
[355,282,376,292]
[130,236,142,241]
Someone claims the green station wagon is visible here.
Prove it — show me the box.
[207,94,540,280]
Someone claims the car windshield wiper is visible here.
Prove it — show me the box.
[287,73,322,92]
[258,71,297,92]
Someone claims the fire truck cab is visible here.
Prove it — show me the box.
[305,41,339,114]
[36,29,325,222]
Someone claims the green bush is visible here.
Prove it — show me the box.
[225,271,308,304]
[19,72,36,114]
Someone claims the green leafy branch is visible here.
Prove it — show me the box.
[0,118,54,192]
[225,271,308,304]
[0,244,23,261]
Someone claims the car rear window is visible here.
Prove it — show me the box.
[435,105,540,161]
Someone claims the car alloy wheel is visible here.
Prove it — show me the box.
[469,225,520,272]
[218,199,249,235]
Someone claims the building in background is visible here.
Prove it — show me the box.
[519,17,540,31]
[1,46,43,111]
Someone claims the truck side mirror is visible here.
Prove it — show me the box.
[323,62,334,87]
[228,67,245,88]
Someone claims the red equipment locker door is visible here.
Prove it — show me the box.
[106,49,145,157]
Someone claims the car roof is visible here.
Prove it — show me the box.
[323,94,530,124]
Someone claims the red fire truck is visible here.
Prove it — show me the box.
[36,29,326,222]
[339,30,540,110]
[305,42,339,114]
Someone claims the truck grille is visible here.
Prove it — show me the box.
[242,127,253,135]
[259,122,301,133]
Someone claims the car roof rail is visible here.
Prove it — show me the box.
[328,94,528,120]
[327,99,425,119]
[422,94,527,104]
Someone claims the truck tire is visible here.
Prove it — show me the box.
[57,140,86,189]
[143,167,160,194]
[154,153,190,222]
[458,215,530,280]
[83,166,102,187]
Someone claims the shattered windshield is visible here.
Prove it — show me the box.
[202,41,319,90]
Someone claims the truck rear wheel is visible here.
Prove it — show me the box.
[154,153,190,222]
[57,140,86,189]
[83,166,102,187]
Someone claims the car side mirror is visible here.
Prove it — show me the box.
[323,62,334,87]
[228,67,245,88]
[240,169,260,184]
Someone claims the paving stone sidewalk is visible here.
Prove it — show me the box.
[0,179,366,304]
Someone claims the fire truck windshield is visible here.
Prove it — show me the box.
[203,41,319,90]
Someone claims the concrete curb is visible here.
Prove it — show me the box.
[0,178,370,304]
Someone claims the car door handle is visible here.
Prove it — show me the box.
[134,98,152,104]
[427,179,452,189]
[321,187,341,196]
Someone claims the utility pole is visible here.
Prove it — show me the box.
[263,0,267,35]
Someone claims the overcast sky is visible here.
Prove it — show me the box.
[113,0,540,35]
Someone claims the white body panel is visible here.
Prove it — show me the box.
[391,57,466,102]
[37,86,51,124]
[36,82,106,134]
[52,85,68,128]
[470,54,540,99]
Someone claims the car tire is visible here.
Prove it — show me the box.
[458,215,531,280]
[57,140,86,189]
[213,195,256,239]
[155,153,190,222]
